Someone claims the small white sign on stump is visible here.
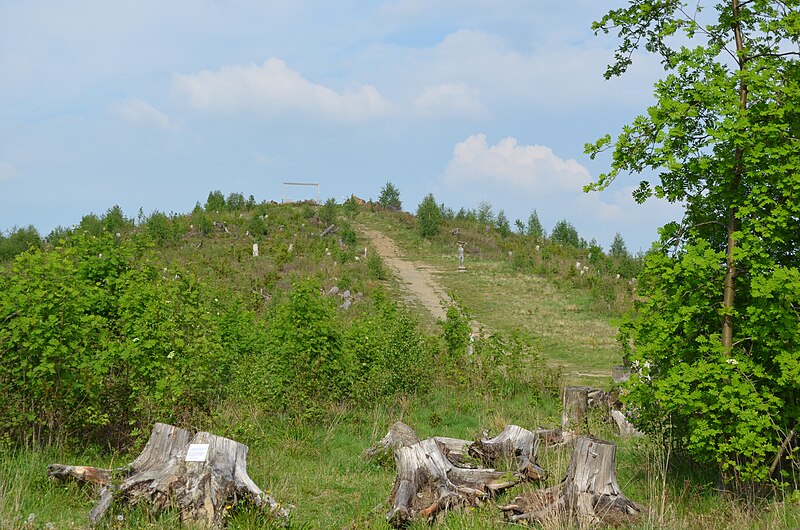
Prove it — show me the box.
[252,244,259,257]
[185,443,210,462]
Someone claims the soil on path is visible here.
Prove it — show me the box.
[358,225,451,322]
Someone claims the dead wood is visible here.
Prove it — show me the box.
[320,224,337,237]
[373,423,549,526]
[469,425,546,480]
[48,423,287,527]
[500,436,643,526]
[610,410,643,437]
[364,421,421,461]
[387,438,519,526]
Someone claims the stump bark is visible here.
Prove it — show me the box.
[48,423,288,527]
[562,386,590,436]
[387,438,519,526]
[371,422,548,526]
[469,425,546,480]
[610,410,643,437]
[500,436,642,526]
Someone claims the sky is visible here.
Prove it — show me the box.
[0,0,684,252]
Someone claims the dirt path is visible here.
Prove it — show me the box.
[358,226,451,321]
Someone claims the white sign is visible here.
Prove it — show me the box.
[185,443,210,462]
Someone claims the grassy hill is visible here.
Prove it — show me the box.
[0,195,798,529]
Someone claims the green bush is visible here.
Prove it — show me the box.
[416,193,442,238]
[0,233,236,448]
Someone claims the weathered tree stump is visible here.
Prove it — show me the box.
[48,423,288,527]
[610,410,643,437]
[500,436,643,526]
[562,386,590,442]
[364,421,421,461]
[469,425,546,480]
[387,438,519,526]
[366,422,547,475]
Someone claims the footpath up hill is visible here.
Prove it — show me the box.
[356,210,627,385]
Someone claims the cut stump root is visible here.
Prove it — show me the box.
[368,422,547,526]
[500,435,643,526]
[48,423,288,527]
[387,438,520,526]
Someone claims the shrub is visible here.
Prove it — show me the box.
[416,193,442,238]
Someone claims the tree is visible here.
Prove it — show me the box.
[0,225,42,261]
[416,193,442,238]
[587,1,800,485]
[205,190,226,211]
[495,210,511,237]
[477,201,495,225]
[379,181,402,211]
[526,210,545,239]
[319,197,338,226]
[550,219,580,248]
[609,232,628,259]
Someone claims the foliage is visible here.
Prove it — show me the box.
[226,192,246,210]
[588,0,800,486]
[526,210,545,240]
[205,190,226,211]
[609,232,628,258]
[0,233,235,447]
[342,196,361,218]
[366,250,387,280]
[550,219,580,248]
[416,193,442,238]
[495,210,511,237]
[319,197,338,227]
[441,302,471,358]
[0,225,42,261]
[477,201,494,225]
[378,181,402,211]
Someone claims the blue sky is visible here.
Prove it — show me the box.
[0,0,683,252]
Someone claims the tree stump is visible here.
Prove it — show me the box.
[610,410,643,437]
[469,425,546,480]
[500,436,642,526]
[48,423,288,527]
[363,421,421,461]
[562,386,591,440]
[387,438,520,526]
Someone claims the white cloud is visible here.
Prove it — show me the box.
[114,97,178,131]
[0,162,18,181]
[444,133,591,193]
[173,58,391,122]
[413,83,489,118]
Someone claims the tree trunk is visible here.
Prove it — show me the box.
[387,438,520,526]
[500,436,642,526]
[723,0,748,352]
[48,423,288,527]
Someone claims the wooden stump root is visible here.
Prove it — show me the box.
[500,436,643,526]
[48,423,288,527]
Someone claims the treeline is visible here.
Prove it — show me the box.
[0,192,553,450]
